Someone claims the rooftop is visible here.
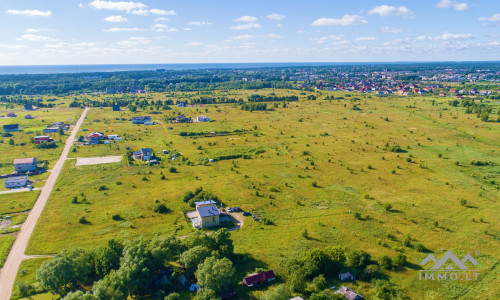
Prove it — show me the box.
[195,200,217,206]
[13,158,37,165]
[197,204,220,218]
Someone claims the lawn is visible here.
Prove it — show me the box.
[0,190,40,215]
[21,91,500,299]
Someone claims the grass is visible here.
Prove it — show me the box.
[0,191,40,215]
[0,235,15,267]
[11,257,53,300]
[18,90,500,299]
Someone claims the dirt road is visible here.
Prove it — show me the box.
[0,108,89,299]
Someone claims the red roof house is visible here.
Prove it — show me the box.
[242,270,276,287]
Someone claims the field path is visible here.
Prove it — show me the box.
[0,107,89,299]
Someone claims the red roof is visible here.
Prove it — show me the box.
[13,157,37,164]
[243,271,275,286]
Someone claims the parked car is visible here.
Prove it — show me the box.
[227,207,233,213]
[242,211,251,216]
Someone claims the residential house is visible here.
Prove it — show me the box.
[43,127,60,133]
[6,112,16,118]
[24,114,35,119]
[3,124,19,132]
[86,132,105,145]
[4,176,29,189]
[176,115,191,123]
[242,270,276,287]
[13,158,38,172]
[197,115,211,122]
[35,136,54,144]
[133,148,153,161]
[131,116,151,124]
[177,102,186,107]
[193,200,220,228]
[335,286,364,300]
[339,271,355,281]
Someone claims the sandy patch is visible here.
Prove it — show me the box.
[75,156,122,166]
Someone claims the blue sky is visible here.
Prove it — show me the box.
[0,0,499,65]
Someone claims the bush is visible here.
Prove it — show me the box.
[393,253,407,268]
[112,214,122,221]
[378,255,393,270]
[153,202,169,214]
[169,167,177,173]
[79,216,89,224]
[383,203,392,212]
[97,185,108,191]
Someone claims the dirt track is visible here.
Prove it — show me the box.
[0,108,89,299]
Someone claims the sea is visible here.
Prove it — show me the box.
[0,62,389,75]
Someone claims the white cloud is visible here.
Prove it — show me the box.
[17,34,58,42]
[25,28,49,33]
[312,35,343,44]
[149,9,176,15]
[0,44,28,49]
[89,0,146,11]
[6,9,52,17]
[232,35,255,40]
[439,33,471,40]
[151,24,178,32]
[185,42,202,46]
[231,23,262,30]
[103,27,143,32]
[267,33,282,39]
[356,36,378,41]
[184,27,192,31]
[436,0,469,11]
[267,14,285,20]
[368,5,414,17]
[235,16,257,22]
[381,26,403,33]
[155,17,168,22]
[116,36,150,47]
[312,15,367,26]
[104,15,128,22]
[478,13,500,23]
[188,21,212,26]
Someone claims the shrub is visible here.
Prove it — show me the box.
[384,204,392,212]
[111,214,122,221]
[169,167,177,173]
[97,185,108,191]
[153,202,169,214]
[79,216,89,224]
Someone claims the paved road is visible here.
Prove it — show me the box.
[0,108,89,299]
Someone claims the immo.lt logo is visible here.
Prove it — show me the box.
[419,250,480,281]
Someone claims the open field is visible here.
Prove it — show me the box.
[17,89,500,299]
[0,191,40,215]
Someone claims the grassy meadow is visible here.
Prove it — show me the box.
[13,90,500,299]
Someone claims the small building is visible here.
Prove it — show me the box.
[35,136,54,144]
[193,200,220,228]
[13,158,38,172]
[24,114,35,119]
[133,148,153,161]
[243,270,276,287]
[107,135,122,141]
[3,124,19,132]
[131,116,151,124]
[177,102,186,107]
[197,115,211,122]
[6,112,16,118]
[4,176,29,189]
[144,121,155,125]
[86,132,105,145]
[335,286,364,300]
[43,127,60,133]
[176,115,191,123]
[339,271,355,281]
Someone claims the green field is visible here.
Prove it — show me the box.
[14,90,500,299]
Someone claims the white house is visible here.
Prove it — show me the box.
[13,158,38,172]
[197,115,211,122]
[4,176,29,188]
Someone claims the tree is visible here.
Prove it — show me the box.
[164,293,182,300]
[94,239,124,278]
[195,256,235,292]
[308,274,327,293]
[93,270,128,300]
[59,126,64,135]
[195,288,220,300]
[345,250,370,269]
[287,270,307,293]
[259,284,292,300]
[393,253,407,269]
[180,246,211,276]
[183,230,211,249]
[378,255,393,270]
[208,229,234,256]
[62,291,96,300]
[147,234,183,267]
[119,240,156,296]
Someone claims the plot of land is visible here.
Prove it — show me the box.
[75,156,122,166]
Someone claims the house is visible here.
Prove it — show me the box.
[339,271,355,281]
[6,112,16,118]
[86,132,105,145]
[13,158,38,172]
[4,176,29,189]
[133,148,153,161]
[193,200,220,228]
[131,116,151,124]
[24,114,35,119]
[335,286,364,300]
[289,297,305,300]
[177,102,186,107]
[112,105,120,111]
[176,115,191,123]
[43,127,60,133]
[35,136,54,144]
[197,115,211,122]
[144,121,155,125]
[243,270,276,287]
[3,124,19,132]
[107,135,122,141]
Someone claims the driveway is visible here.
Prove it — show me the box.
[0,108,89,299]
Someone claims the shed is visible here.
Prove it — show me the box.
[243,270,276,287]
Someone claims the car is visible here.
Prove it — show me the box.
[227,207,233,213]
[242,211,251,216]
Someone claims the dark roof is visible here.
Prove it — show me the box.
[336,286,364,300]
[243,271,275,286]
[141,148,152,155]
[3,124,19,129]
[197,205,220,218]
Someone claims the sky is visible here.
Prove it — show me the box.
[0,0,499,65]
